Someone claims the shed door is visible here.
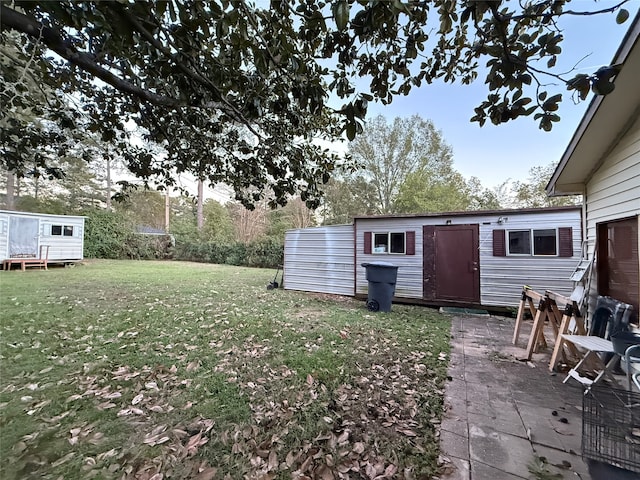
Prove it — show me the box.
[423,224,480,303]
[9,216,39,257]
[596,216,639,322]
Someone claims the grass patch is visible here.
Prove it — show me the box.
[1,260,451,479]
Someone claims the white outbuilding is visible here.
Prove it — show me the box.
[0,210,85,268]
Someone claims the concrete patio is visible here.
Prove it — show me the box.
[438,314,638,480]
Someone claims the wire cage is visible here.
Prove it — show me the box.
[582,385,640,472]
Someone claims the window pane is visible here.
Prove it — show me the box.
[373,233,388,253]
[533,229,556,255]
[390,232,405,254]
[508,231,531,254]
[52,225,62,236]
[63,226,74,237]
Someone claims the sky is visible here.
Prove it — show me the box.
[345,1,639,189]
[167,1,639,200]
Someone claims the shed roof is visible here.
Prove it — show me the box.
[0,209,86,219]
[352,205,580,221]
[546,13,640,196]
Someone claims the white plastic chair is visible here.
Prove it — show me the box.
[624,344,640,391]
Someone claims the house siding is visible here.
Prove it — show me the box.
[284,224,355,296]
[584,116,640,316]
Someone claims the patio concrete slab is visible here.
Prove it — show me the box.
[438,314,634,480]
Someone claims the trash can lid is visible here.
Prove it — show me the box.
[361,261,397,268]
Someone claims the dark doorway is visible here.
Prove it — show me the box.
[423,224,480,304]
[596,216,639,323]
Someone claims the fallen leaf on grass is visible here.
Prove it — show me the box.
[194,467,217,480]
[186,361,201,372]
[132,393,144,405]
[51,452,75,467]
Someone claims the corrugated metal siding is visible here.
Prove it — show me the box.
[355,218,425,299]
[584,117,640,317]
[478,211,582,307]
[355,209,582,308]
[284,225,355,296]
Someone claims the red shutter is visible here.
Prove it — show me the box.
[364,231,372,254]
[406,231,415,255]
[558,227,573,257]
[493,229,506,256]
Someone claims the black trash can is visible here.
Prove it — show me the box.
[361,261,399,312]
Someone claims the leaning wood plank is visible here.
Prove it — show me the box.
[549,311,572,371]
[525,299,548,360]
[548,300,563,342]
[512,290,529,345]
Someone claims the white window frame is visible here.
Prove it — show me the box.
[507,228,559,257]
[372,232,406,255]
[48,224,76,237]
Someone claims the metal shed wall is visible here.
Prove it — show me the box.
[355,208,582,308]
[284,224,355,296]
[0,210,85,262]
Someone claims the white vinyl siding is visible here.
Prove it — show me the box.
[0,213,8,260]
[584,117,640,317]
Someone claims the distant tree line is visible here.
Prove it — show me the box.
[1,113,578,267]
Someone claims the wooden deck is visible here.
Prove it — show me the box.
[2,246,49,271]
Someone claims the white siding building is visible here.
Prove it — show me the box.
[547,16,639,323]
[285,207,582,309]
[0,210,85,265]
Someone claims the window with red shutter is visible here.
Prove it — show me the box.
[364,231,372,254]
[558,227,573,257]
[406,231,415,255]
[493,229,506,256]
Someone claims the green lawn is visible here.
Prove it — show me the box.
[0,260,451,479]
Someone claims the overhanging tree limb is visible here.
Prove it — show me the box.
[0,4,244,116]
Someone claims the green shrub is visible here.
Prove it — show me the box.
[83,209,132,259]
[83,209,174,260]
[173,239,283,268]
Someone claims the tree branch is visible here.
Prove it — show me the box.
[106,3,250,122]
[0,5,223,111]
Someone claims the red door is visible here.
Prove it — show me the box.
[423,224,480,304]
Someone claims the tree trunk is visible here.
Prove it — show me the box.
[165,193,170,233]
[197,179,204,231]
[106,155,112,210]
[5,170,15,210]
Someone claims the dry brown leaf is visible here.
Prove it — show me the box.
[306,374,314,386]
[336,430,349,444]
[186,360,200,372]
[352,442,365,454]
[51,452,75,467]
[132,393,144,405]
[13,441,27,454]
[194,467,217,480]
[268,450,278,471]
